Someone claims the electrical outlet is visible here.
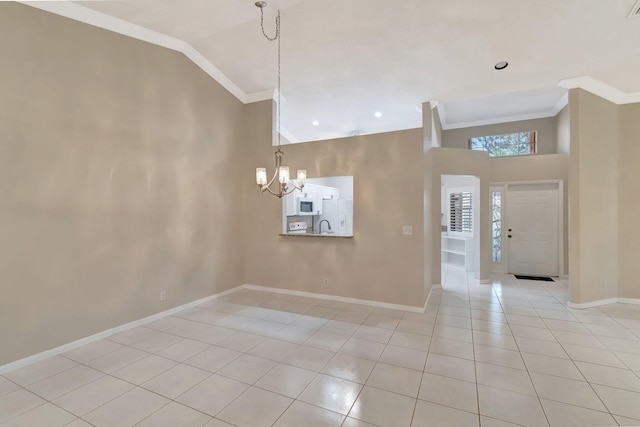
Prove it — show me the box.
[323,279,329,287]
[160,291,167,301]
[402,225,413,235]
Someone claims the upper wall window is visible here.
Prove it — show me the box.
[469,131,537,157]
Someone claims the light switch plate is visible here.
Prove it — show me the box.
[402,225,413,235]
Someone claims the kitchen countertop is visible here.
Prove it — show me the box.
[279,233,353,239]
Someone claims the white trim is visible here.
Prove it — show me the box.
[558,181,564,278]
[424,284,441,310]
[438,74,640,131]
[0,285,242,375]
[247,89,276,104]
[436,103,448,129]
[558,76,640,105]
[1,281,432,374]
[17,2,640,111]
[551,92,569,116]
[18,1,270,105]
[618,298,640,305]
[278,127,300,144]
[241,284,426,313]
[568,297,640,309]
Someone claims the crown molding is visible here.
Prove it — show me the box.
[278,126,300,144]
[438,108,563,131]
[551,92,569,115]
[435,74,640,131]
[558,76,640,105]
[435,93,567,131]
[246,89,276,104]
[19,1,275,104]
[19,2,640,114]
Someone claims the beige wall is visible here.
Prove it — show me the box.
[3,3,638,368]
[618,103,640,299]
[243,102,426,307]
[0,4,245,364]
[569,89,619,303]
[442,116,559,155]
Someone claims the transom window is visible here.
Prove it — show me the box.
[469,131,537,157]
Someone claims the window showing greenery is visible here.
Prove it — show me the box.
[469,131,536,157]
[491,191,502,263]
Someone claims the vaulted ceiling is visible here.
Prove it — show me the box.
[38,1,640,141]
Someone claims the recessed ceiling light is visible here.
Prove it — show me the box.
[494,61,509,70]
[312,120,319,126]
[374,112,383,118]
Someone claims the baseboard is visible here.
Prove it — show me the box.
[1,283,432,374]
[567,297,640,309]
[242,284,425,313]
[0,285,243,375]
[424,284,441,311]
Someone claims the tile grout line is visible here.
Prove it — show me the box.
[495,274,553,427]
[5,282,640,426]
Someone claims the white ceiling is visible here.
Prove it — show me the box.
[50,0,640,141]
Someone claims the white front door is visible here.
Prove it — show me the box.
[506,184,559,276]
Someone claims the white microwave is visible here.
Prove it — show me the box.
[296,197,322,216]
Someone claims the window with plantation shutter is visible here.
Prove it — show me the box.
[450,191,472,233]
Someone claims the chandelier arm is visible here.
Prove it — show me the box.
[263,166,279,190]
[262,186,281,197]
[260,148,284,193]
[281,185,301,196]
[262,182,289,198]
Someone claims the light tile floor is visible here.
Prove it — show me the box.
[2,270,640,426]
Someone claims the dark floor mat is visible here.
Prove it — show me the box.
[514,275,555,282]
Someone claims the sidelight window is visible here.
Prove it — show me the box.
[491,191,502,263]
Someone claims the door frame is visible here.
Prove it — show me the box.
[489,180,564,278]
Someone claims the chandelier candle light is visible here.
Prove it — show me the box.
[254,1,306,198]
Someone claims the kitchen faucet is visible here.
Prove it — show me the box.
[318,219,332,235]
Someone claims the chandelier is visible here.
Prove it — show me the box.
[254,1,306,198]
